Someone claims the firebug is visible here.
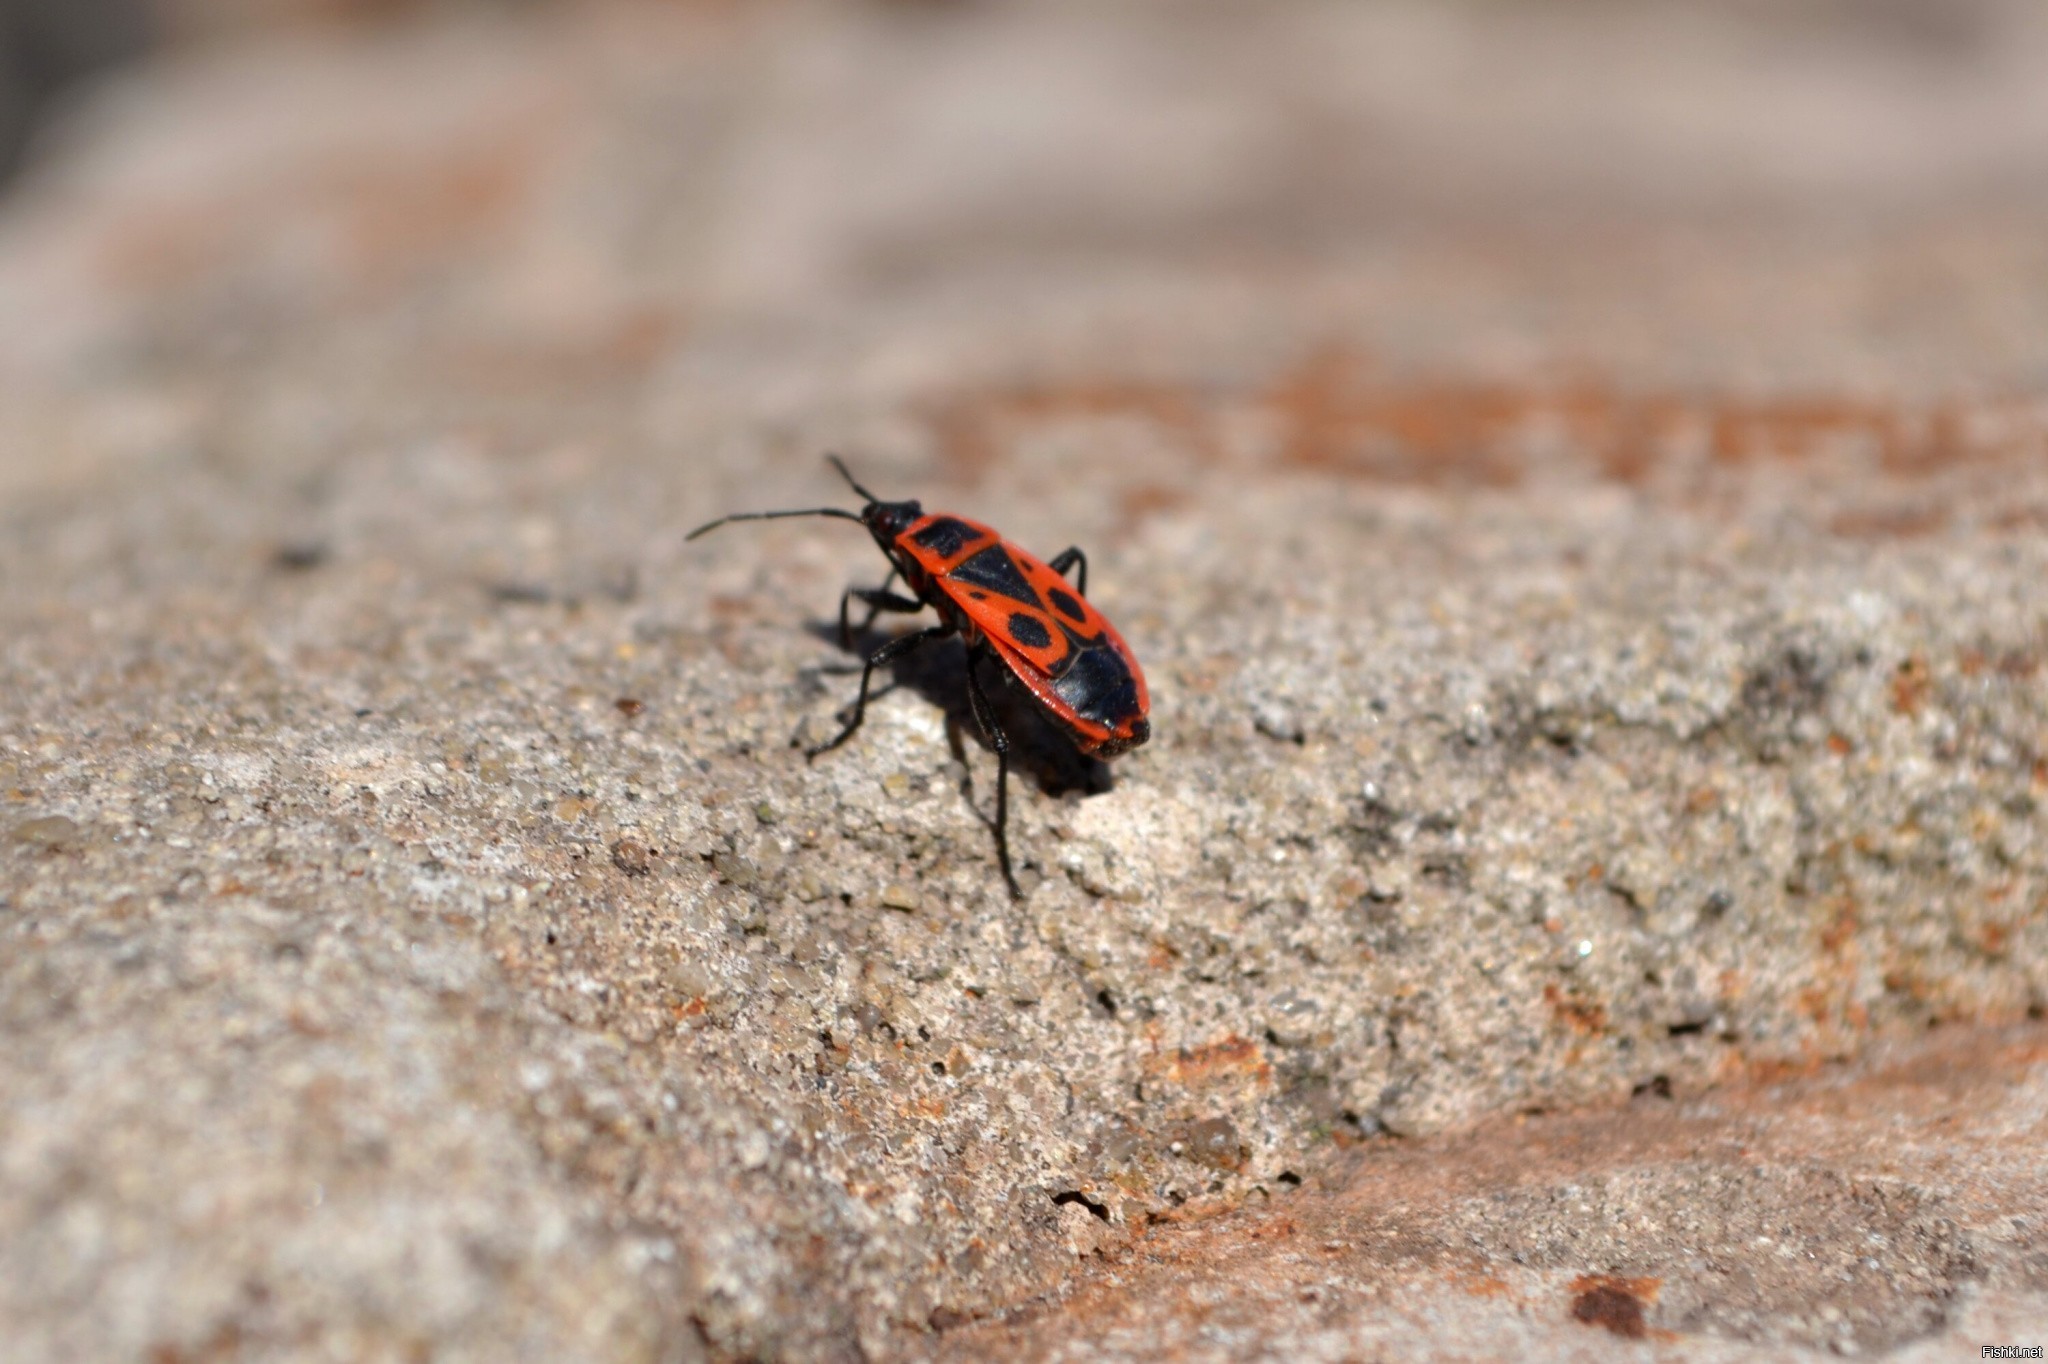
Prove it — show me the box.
[688,456,1151,895]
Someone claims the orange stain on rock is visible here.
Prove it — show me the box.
[1818,898,1860,956]
[1543,984,1608,1036]
[1146,1035,1273,1090]
[1568,1274,1661,1340]
[1890,654,1933,716]
[1264,347,2048,495]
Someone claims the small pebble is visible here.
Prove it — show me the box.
[1184,1116,1245,1171]
[1252,700,1305,744]
[611,838,655,876]
[666,961,716,1000]
[10,815,80,850]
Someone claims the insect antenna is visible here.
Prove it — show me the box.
[685,507,864,541]
[824,453,883,504]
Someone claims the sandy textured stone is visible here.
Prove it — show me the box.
[3,2,2047,1359]
[937,1026,2048,1360]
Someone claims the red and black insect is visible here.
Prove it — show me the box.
[687,456,1151,895]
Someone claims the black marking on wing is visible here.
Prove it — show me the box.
[1050,636,1141,725]
[911,517,980,558]
[949,544,1041,606]
[1006,612,1053,650]
[1047,587,1088,622]
[1046,619,1098,679]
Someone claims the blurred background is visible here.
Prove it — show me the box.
[3,0,2046,535]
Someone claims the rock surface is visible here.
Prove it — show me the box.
[3,1,2047,1359]
[939,1025,2048,1360]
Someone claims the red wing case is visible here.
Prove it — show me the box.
[900,517,1149,756]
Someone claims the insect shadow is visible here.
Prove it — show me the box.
[800,618,1113,803]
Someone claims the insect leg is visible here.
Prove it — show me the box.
[1046,547,1088,596]
[806,622,955,759]
[963,647,1020,898]
[837,567,922,648]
